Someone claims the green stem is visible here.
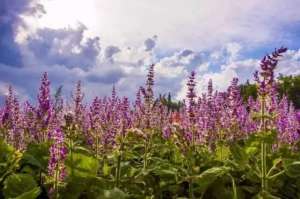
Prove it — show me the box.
[261,96,268,194]
[115,152,122,188]
[220,143,223,161]
[268,170,285,180]
[54,165,59,199]
[69,138,74,177]
[267,160,281,177]
[115,134,124,188]
[143,130,153,170]
[229,174,238,199]
[143,141,148,170]
[189,178,194,199]
[188,149,194,199]
[95,134,99,159]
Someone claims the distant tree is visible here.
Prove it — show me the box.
[158,93,183,112]
[240,80,258,102]
[277,74,300,109]
[239,75,300,109]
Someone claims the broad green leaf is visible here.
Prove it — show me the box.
[0,139,15,162]
[101,188,128,199]
[103,161,111,176]
[3,173,39,198]
[13,187,41,199]
[283,160,300,178]
[230,144,248,168]
[192,166,230,192]
[61,176,107,199]
[0,139,20,179]
[215,144,230,161]
[65,152,99,178]
[256,130,277,144]
[21,142,50,170]
[254,191,281,199]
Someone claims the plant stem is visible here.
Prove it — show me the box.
[189,178,194,199]
[261,95,268,194]
[143,130,152,170]
[268,170,285,180]
[143,141,148,170]
[69,138,74,177]
[261,141,267,191]
[115,152,122,188]
[229,174,238,199]
[95,134,99,159]
[188,149,194,199]
[116,134,124,188]
[220,142,223,161]
[54,165,59,199]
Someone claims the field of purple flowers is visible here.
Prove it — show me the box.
[0,47,300,199]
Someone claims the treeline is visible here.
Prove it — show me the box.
[240,74,300,109]
[160,74,300,111]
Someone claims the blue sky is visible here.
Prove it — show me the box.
[0,0,300,102]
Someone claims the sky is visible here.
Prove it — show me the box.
[0,0,300,102]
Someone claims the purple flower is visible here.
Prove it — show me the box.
[38,72,51,114]
[162,125,172,139]
[48,128,67,181]
[254,47,287,96]
[186,71,196,121]
[296,111,300,123]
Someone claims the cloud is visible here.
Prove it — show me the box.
[175,44,300,100]
[1,0,300,104]
[277,49,300,76]
[144,35,157,51]
[104,46,120,61]
[86,67,125,84]
[0,0,45,67]
[24,24,100,70]
[36,0,300,51]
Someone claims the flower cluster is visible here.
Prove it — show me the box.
[48,128,68,181]
[0,48,299,160]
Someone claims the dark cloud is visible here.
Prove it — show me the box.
[26,25,100,70]
[178,49,193,57]
[0,0,45,67]
[104,46,120,59]
[86,69,125,84]
[144,35,157,51]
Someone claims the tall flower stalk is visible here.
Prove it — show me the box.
[48,128,67,199]
[254,47,287,194]
[37,72,52,142]
[186,71,197,199]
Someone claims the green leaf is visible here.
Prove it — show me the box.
[21,142,50,170]
[103,161,111,176]
[192,166,231,192]
[101,188,128,199]
[13,187,41,199]
[0,139,15,163]
[61,176,107,199]
[215,144,230,161]
[0,139,20,179]
[245,136,260,156]
[230,144,248,169]
[283,160,300,178]
[65,152,99,178]
[254,191,281,199]
[3,173,39,198]
[256,130,277,144]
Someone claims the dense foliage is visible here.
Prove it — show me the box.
[240,74,300,109]
[0,48,300,199]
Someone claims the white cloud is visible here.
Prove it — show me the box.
[33,0,300,51]
[277,49,300,76]
[175,45,300,100]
